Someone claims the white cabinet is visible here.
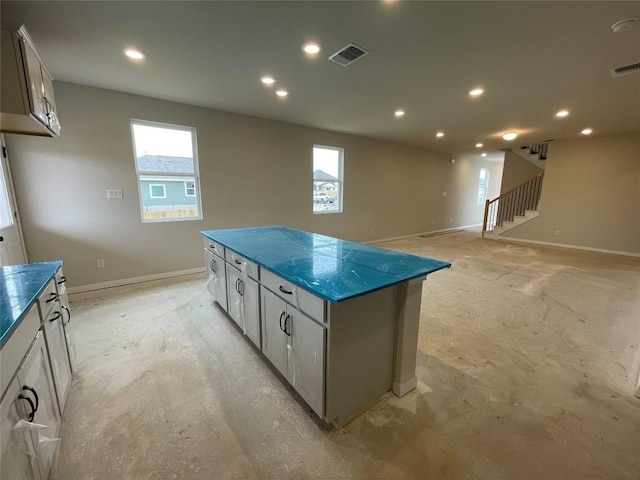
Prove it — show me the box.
[0,377,42,480]
[0,25,61,137]
[43,307,72,414]
[205,249,227,311]
[55,269,76,372]
[226,264,260,348]
[261,288,325,417]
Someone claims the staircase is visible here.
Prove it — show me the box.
[515,143,548,170]
[482,173,544,237]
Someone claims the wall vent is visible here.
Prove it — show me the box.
[610,62,640,77]
[328,43,368,66]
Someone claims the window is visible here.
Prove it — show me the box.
[131,120,202,222]
[0,160,13,229]
[313,145,343,214]
[149,184,166,198]
[477,168,490,205]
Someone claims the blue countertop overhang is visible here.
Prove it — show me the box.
[201,227,450,303]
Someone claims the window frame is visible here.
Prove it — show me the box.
[149,184,167,199]
[477,168,490,205]
[184,181,196,197]
[130,119,203,223]
[312,144,344,215]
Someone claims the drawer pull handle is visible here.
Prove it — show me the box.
[57,276,67,285]
[18,394,36,422]
[279,286,292,295]
[210,259,217,273]
[49,311,62,322]
[279,311,286,333]
[46,292,58,303]
[234,259,242,265]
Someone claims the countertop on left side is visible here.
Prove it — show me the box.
[1,261,63,347]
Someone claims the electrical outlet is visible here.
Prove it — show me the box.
[106,189,123,199]
[554,230,560,236]
[97,259,105,268]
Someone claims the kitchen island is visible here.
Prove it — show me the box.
[201,226,450,426]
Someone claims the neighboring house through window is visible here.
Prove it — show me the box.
[313,145,343,214]
[131,120,202,222]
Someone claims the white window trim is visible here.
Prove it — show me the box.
[313,144,344,215]
[131,119,203,223]
[184,181,196,197]
[149,183,167,199]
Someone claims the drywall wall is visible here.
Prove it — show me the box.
[505,132,640,254]
[6,82,492,287]
[500,150,543,194]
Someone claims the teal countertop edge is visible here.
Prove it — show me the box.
[201,226,451,304]
[0,261,64,347]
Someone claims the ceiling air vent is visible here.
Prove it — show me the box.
[328,43,368,66]
[610,62,640,77]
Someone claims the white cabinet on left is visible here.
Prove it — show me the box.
[205,249,227,311]
[0,331,61,480]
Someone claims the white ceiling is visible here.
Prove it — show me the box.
[2,1,639,159]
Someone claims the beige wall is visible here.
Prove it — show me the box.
[506,132,640,254]
[500,150,543,194]
[6,82,493,287]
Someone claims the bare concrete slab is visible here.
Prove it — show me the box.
[53,231,640,479]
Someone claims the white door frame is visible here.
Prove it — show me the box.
[0,134,28,265]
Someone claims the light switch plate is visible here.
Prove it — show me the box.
[106,189,123,199]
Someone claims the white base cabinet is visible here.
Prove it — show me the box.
[43,307,72,414]
[205,249,227,311]
[261,288,325,417]
[226,264,260,349]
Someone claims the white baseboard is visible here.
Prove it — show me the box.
[67,267,207,294]
[493,236,640,258]
[365,224,481,245]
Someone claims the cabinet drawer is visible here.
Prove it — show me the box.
[260,268,325,323]
[203,238,225,258]
[0,306,40,395]
[225,250,259,280]
[54,269,67,295]
[37,279,58,320]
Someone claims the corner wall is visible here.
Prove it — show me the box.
[500,150,543,194]
[6,82,488,287]
[504,132,640,254]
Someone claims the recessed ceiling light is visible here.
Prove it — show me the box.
[555,109,570,118]
[581,128,593,135]
[475,143,483,148]
[436,132,444,138]
[481,153,487,157]
[261,76,276,85]
[469,87,484,97]
[276,89,289,97]
[124,49,144,60]
[394,110,405,117]
[502,132,518,141]
[302,43,321,55]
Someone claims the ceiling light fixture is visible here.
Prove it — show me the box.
[276,89,289,97]
[302,43,321,55]
[611,17,638,33]
[436,132,444,138]
[394,110,405,117]
[555,109,570,118]
[581,128,593,135]
[475,143,483,148]
[261,76,276,85]
[469,87,484,97]
[502,132,518,141]
[124,49,145,60]
[481,153,487,157]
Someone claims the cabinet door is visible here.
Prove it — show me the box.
[0,376,42,480]
[225,264,242,328]
[205,250,227,311]
[242,276,261,349]
[20,38,46,125]
[44,308,72,414]
[260,288,288,377]
[40,67,60,134]
[18,332,61,480]
[289,309,326,417]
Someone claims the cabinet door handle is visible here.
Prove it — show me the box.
[57,276,67,285]
[279,311,286,333]
[21,386,39,414]
[61,305,71,325]
[210,259,217,273]
[284,314,291,337]
[279,286,293,295]
[49,311,62,322]
[46,292,58,303]
[18,394,36,422]
[237,279,244,296]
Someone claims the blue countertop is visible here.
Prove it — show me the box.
[201,227,450,303]
[1,261,63,347]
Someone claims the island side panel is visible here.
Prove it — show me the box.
[392,277,425,396]
[324,286,397,426]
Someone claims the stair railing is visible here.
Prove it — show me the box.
[482,173,544,237]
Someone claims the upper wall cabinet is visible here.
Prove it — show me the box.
[1,24,61,137]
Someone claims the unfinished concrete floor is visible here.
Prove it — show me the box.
[54,231,640,480]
